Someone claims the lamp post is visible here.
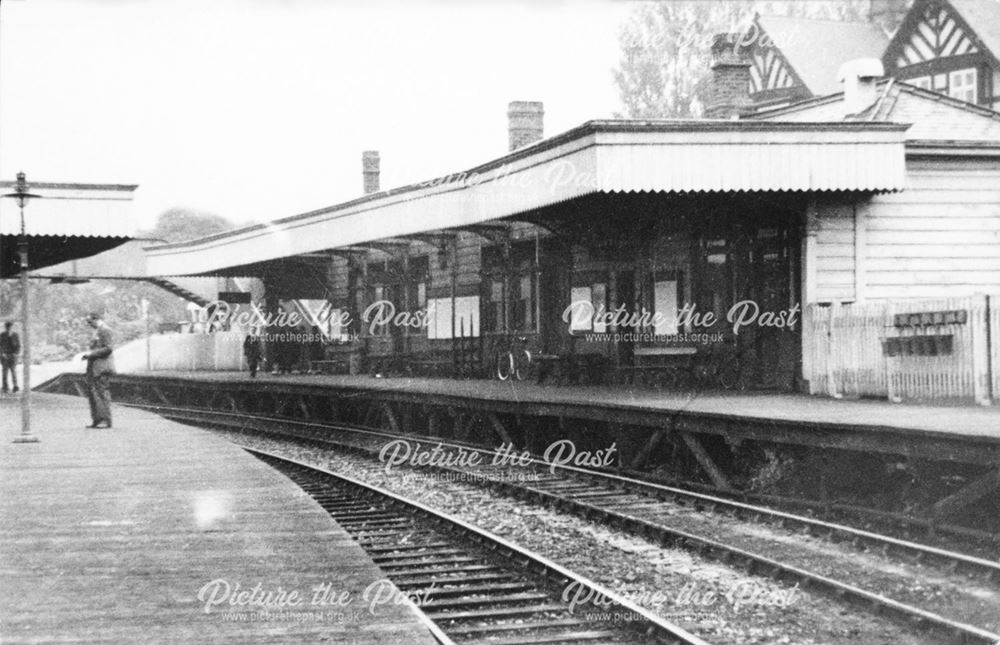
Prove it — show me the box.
[4,172,41,443]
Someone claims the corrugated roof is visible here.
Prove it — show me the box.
[0,182,137,238]
[146,120,908,277]
[755,15,890,96]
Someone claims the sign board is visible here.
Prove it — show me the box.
[218,291,252,304]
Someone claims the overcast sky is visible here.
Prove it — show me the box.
[0,0,631,231]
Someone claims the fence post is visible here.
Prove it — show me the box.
[826,301,842,399]
[987,294,995,405]
[973,294,991,406]
[885,300,901,403]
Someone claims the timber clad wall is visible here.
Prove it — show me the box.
[812,158,1000,304]
[813,199,857,303]
[806,156,1000,401]
[864,159,1000,300]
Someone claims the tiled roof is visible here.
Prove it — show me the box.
[755,15,890,96]
[947,0,1000,66]
[752,79,1000,142]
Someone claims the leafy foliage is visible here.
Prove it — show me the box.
[613,0,871,118]
[147,207,235,243]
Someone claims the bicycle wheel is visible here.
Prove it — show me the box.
[514,349,532,381]
[495,351,514,381]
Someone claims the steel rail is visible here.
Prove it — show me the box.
[155,405,1000,644]
[246,446,711,645]
[143,403,1000,581]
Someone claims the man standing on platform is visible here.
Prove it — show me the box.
[1,321,20,393]
[243,327,262,378]
[81,312,115,428]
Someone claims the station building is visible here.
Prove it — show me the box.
[145,36,1000,402]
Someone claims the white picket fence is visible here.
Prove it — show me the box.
[113,332,247,373]
[805,295,999,404]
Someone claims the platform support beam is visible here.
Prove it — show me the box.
[453,412,470,442]
[930,468,1000,520]
[630,430,666,470]
[298,396,311,420]
[274,396,291,417]
[363,401,378,427]
[487,412,514,447]
[610,422,626,473]
[680,431,733,491]
[382,403,401,433]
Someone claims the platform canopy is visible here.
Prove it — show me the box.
[145,120,909,278]
[1,181,138,278]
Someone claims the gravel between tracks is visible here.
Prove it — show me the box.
[217,429,947,645]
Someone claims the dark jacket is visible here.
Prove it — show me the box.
[86,323,115,376]
[243,334,262,359]
[0,331,19,357]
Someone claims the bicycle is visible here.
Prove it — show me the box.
[493,334,532,381]
[657,342,743,392]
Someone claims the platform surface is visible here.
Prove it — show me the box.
[0,393,437,645]
[127,370,1000,440]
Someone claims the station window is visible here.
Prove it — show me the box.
[406,256,430,336]
[643,270,682,338]
[948,68,977,103]
[368,285,388,336]
[480,241,539,334]
[514,273,536,332]
[348,265,364,338]
[427,295,480,339]
[592,283,607,333]
[698,237,731,331]
[485,279,504,333]
[568,281,608,333]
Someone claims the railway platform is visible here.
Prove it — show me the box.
[175,370,999,438]
[43,370,1000,465]
[0,392,438,644]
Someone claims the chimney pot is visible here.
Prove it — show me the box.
[507,101,544,151]
[705,33,753,119]
[838,58,884,117]
[362,150,380,195]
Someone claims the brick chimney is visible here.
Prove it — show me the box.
[704,33,753,120]
[507,101,544,151]
[362,150,380,194]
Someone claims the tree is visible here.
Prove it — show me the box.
[146,207,235,243]
[613,1,871,118]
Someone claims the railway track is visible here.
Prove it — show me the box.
[247,447,708,645]
[146,404,1000,644]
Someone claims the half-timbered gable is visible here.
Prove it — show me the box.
[749,15,888,105]
[745,25,809,105]
[883,0,1000,108]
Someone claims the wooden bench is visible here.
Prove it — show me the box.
[535,353,609,385]
[308,359,349,374]
[407,357,453,377]
[625,346,698,387]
